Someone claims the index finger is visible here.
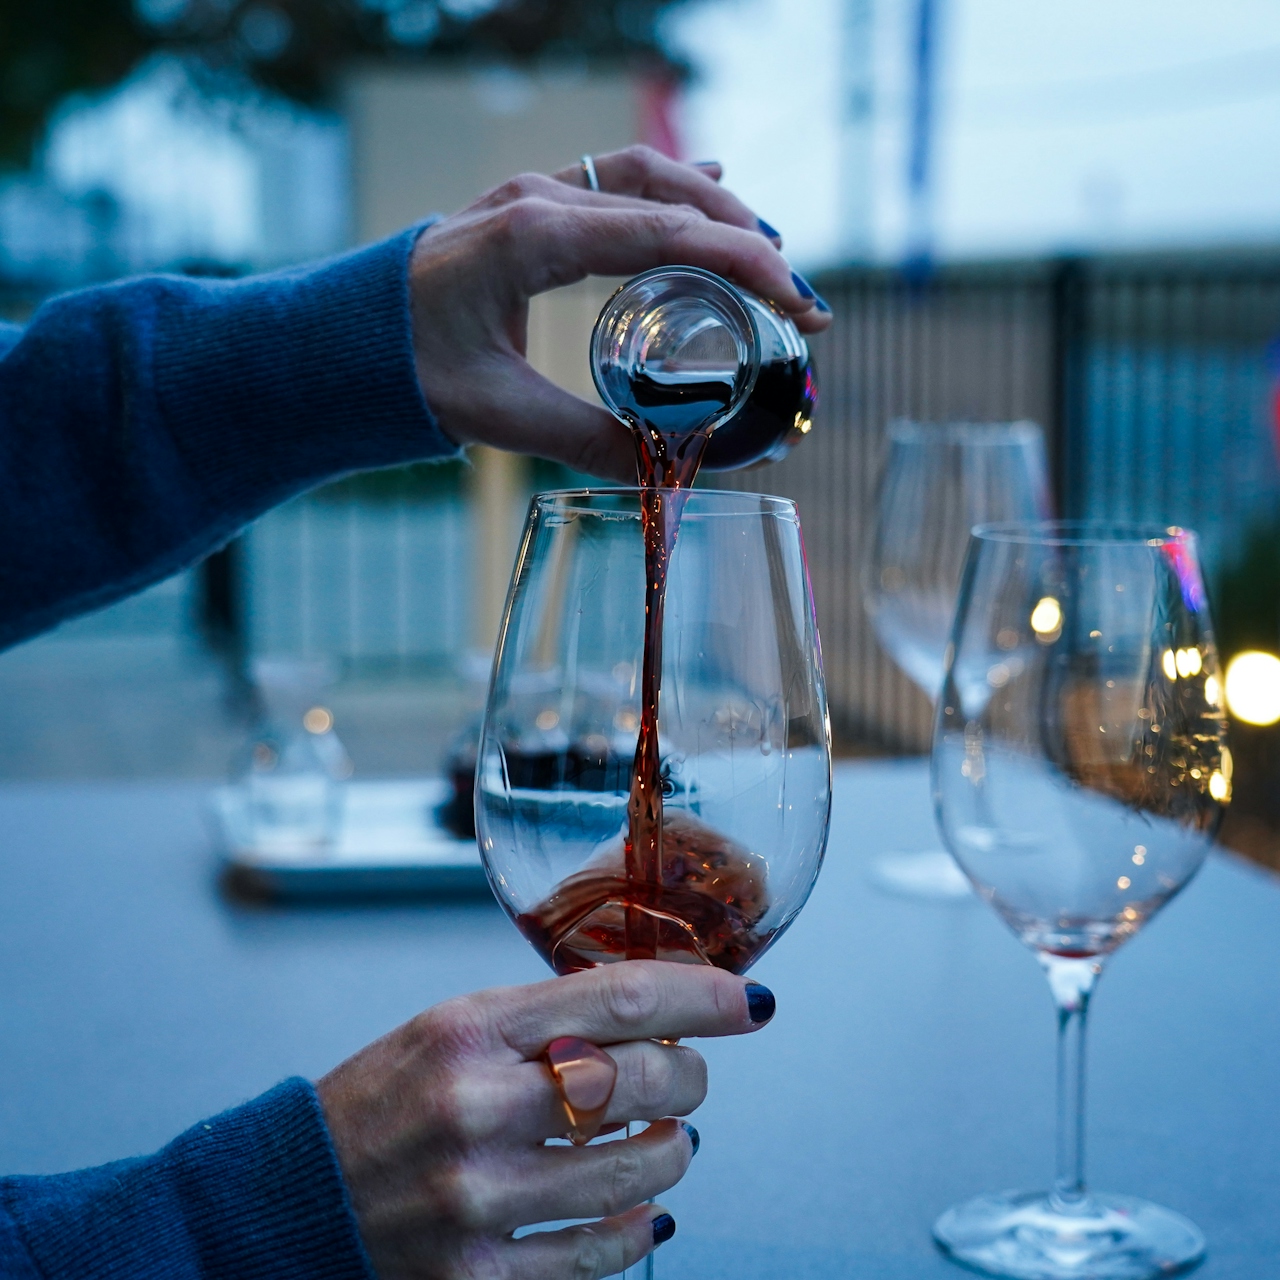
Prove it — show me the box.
[551,146,771,242]
[517,201,827,331]
[479,960,775,1060]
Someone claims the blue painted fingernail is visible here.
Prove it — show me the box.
[757,216,781,240]
[652,1213,677,1245]
[791,270,815,301]
[744,981,776,1023]
[693,159,720,168]
[814,292,831,314]
[681,1122,700,1155]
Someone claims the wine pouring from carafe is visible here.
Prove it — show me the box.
[591,266,819,477]
[590,266,820,964]
[591,268,763,960]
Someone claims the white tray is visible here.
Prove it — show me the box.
[213,778,489,901]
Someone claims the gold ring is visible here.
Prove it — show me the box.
[544,1036,617,1145]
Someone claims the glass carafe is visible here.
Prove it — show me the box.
[590,266,817,475]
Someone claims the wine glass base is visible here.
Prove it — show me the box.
[869,850,972,900]
[934,1190,1205,1280]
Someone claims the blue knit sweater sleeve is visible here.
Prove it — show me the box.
[0,229,466,1273]
[0,222,457,651]
[0,1079,375,1279]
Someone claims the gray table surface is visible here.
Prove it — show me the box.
[1,759,1278,1278]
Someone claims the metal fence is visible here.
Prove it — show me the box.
[722,253,1280,752]
[243,484,470,667]
[198,250,1280,752]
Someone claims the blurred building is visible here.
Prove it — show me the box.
[241,63,668,671]
[344,63,664,237]
[0,56,348,291]
[0,53,674,780]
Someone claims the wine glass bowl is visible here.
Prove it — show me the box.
[931,522,1229,1280]
[476,489,832,977]
[866,420,1052,702]
[935,522,1228,958]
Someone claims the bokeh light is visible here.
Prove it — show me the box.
[303,706,334,734]
[1224,651,1280,726]
[1030,596,1062,637]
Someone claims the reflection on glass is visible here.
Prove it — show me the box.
[932,522,1228,1280]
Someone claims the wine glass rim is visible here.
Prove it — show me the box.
[532,487,798,517]
[972,520,1195,547]
[888,418,1042,444]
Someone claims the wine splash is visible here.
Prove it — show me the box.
[518,809,773,974]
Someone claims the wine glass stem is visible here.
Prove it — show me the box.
[1041,954,1100,1211]
[622,1120,656,1280]
[1053,991,1090,1206]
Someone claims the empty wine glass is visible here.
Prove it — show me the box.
[476,489,832,1277]
[864,421,1051,898]
[932,522,1229,1280]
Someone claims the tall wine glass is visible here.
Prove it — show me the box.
[932,522,1229,1280]
[864,421,1051,898]
[476,489,832,1276]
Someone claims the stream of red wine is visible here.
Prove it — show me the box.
[623,402,715,961]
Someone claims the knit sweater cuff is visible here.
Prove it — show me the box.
[2,1078,375,1280]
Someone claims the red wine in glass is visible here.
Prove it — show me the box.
[477,481,831,981]
[517,807,773,974]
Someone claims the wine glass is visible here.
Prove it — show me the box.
[476,488,832,1276]
[932,522,1229,1280]
[864,420,1051,898]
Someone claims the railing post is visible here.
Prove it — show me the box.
[470,446,527,660]
[1049,257,1088,519]
[200,539,252,707]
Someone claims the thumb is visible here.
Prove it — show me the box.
[447,357,635,483]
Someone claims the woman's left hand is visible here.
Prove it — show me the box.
[317,959,775,1280]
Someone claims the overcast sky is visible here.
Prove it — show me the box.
[667,0,1280,270]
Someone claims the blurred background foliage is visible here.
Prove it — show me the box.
[1213,511,1280,659]
[0,0,687,167]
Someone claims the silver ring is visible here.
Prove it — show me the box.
[580,154,600,193]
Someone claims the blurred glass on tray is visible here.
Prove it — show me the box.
[863,420,1051,897]
[235,657,351,856]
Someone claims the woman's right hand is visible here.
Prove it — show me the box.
[407,144,830,481]
[316,959,777,1280]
